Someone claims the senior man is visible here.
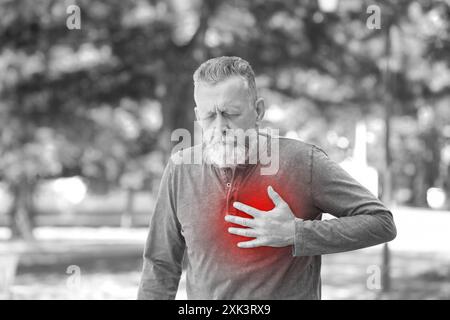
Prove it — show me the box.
[137,56,397,300]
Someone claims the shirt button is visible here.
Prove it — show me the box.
[226,183,231,188]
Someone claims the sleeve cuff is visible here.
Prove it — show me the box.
[292,217,305,257]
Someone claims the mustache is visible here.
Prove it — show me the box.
[204,132,250,148]
[205,138,248,150]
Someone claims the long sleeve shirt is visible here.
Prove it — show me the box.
[137,136,397,300]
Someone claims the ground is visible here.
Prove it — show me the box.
[1,206,449,300]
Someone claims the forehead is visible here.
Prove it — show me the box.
[194,76,250,109]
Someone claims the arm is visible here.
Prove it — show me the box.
[137,158,186,299]
[293,146,397,257]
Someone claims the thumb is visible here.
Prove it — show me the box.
[267,185,285,207]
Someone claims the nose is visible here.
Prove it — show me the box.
[214,112,228,135]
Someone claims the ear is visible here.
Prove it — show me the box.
[255,98,265,123]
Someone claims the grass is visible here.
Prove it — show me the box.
[2,205,450,300]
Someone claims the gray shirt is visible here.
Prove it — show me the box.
[137,136,397,300]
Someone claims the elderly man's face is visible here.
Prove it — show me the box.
[194,76,265,167]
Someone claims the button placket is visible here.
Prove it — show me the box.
[225,167,237,213]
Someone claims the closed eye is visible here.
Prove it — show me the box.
[224,113,240,117]
[200,113,216,120]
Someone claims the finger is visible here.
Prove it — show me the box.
[267,185,286,207]
[237,238,267,248]
[225,215,256,228]
[233,202,262,217]
[228,227,258,238]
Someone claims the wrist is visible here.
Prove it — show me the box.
[284,219,295,246]
[291,217,305,256]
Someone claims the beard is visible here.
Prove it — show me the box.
[203,140,248,168]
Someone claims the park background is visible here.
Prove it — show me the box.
[0,0,450,299]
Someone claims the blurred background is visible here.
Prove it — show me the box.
[0,0,450,300]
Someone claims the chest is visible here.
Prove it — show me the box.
[175,165,316,264]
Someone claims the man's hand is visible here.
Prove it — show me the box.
[225,185,300,248]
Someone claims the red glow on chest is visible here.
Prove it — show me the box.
[209,179,294,267]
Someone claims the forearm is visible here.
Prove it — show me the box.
[137,158,186,299]
[137,259,182,300]
[137,224,185,300]
[292,211,396,257]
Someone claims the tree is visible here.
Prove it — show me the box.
[1,0,449,238]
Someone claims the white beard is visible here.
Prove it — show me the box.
[204,142,247,168]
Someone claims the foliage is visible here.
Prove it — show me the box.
[1,0,449,237]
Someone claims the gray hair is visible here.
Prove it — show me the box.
[193,56,257,104]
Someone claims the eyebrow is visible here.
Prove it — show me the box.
[220,101,242,111]
[200,101,242,115]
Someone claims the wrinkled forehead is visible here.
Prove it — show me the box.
[194,76,251,111]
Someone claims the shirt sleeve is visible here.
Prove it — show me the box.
[292,145,397,257]
[137,158,186,299]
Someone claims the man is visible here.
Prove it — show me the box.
[137,56,397,300]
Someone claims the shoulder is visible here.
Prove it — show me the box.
[271,135,327,161]
[268,135,331,182]
[168,143,203,167]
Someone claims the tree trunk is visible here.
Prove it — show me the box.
[120,188,135,228]
[7,181,37,240]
